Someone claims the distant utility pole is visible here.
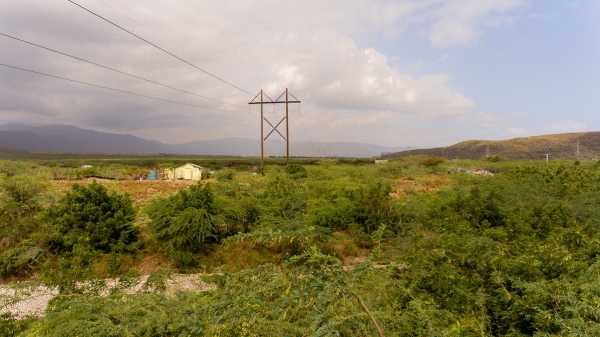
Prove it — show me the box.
[576,140,581,161]
[485,145,490,158]
[249,89,301,173]
[543,153,549,163]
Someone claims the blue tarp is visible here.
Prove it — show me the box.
[147,170,157,180]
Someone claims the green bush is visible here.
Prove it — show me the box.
[285,164,308,178]
[422,156,445,167]
[146,183,218,268]
[46,181,139,254]
[0,174,51,277]
[0,161,28,177]
[215,170,236,181]
[351,181,398,233]
[486,155,506,162]
[309,197,353,229]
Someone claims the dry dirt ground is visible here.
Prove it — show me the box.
[52,179,201,206]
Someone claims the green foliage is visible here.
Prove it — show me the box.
[146,183,218,268]
[284,164,307,178]
[351,181,398,233]
[287,246,342,270]
[46,181,139,254]
[19,292,205,337]
[215,169,236,181]
[486,155,506,162]
[422,156,445,167]
[0,175,49,214]
[10,157,600,336]
[0,313,34,337]
[0,172,51,277]
[309,196,353,229]
[41,246,102,294]
[262,172,307,219]
[0,161,29,177]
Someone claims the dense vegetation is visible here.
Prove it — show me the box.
[2,157,600,336]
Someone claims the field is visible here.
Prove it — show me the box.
[2,154,600,336]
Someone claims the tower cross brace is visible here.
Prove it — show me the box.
[249,88,301,173]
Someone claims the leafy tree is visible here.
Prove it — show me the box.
[46,181,139,254]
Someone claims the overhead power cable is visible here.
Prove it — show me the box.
[95,0,260,91]
[67,0,253,95]
[0,64,244,113]
[183,0,267,74]
[0,32,251,111]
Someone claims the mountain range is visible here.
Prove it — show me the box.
[0,124,411,158]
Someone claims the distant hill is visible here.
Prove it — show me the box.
[0,124,410,158]
[391,132,600,160]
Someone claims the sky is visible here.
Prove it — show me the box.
[0,0,599,149]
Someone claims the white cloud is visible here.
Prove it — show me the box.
[547,121,587,133]
[428,0,528,46]
[0,0,530,145]
[508,127,526,135]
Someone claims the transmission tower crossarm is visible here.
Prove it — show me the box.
[250,89,300,168]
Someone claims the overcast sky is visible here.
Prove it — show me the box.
[1,0,599,148]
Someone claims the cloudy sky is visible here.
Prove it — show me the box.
[0,0,599,149]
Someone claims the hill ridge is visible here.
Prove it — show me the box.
[391,131,600,160]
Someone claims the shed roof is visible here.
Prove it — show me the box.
[176,163,205,169]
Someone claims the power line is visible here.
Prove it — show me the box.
[95,0,260,91]
[67,0,253,95]
[0,64,244,113]
[0,32,251,111]
[183,0,267,75]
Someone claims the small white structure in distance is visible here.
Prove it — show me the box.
[81,165,93,168]
[165,163,206,181]
[375,159,388,164]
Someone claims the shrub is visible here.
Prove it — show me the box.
[146,183,218,268]
[285,164,308,178]
[215,170,236,181]
[486,155,506,162]
[46,181,139,254]
[0,161,28,177]
[309,197,353,229]
[351,181,398,233]
[0,174,49,216]
[422,156,445,167]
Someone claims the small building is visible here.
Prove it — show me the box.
[165,163,206,181]
[375,159,388,164]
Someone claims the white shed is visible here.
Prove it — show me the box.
[165,163,206,181]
